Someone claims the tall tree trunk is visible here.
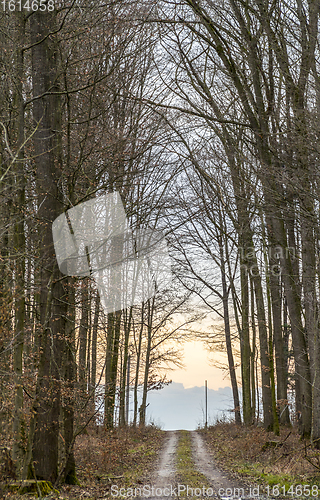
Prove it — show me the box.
[133,305,144,427]
[250,276,256,423]
[105,312,114,428]
[266,276,280,436]
[261,214,280,434]
[30,9,66,482]
[294,98,320,445]
[268,210,312,436]
[139,298,154,426]
[0,38,13,438]
[269,265,290,426]
[12,10,26,475]
[240,251,252,425]
[61,279,77,485]
[218,226,241,424]
[91,292,100,417]
[79,280,89,394]
[104,311,122,428]
[285,207,303,425]
[119,307,133,427]
[249,245,274,431]
[86,305,91,392]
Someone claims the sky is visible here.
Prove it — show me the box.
[95,338,238,430]
[143,340,237,430]
[146,382,234,430]
[169,340,233,391]
[95,322,239,430]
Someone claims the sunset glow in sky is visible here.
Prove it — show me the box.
[170,341,234,391]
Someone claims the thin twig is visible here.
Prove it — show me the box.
[0,119,41,182]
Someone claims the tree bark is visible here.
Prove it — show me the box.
[250,277,256,422]
[219,231,241,424]
[30,9,66,482]
[133,305,144,426]
[139,298,154,426]
[269,263,290,425]
[79,280,89,394]
[104,311,122,428]
[91,291,100,417]
[12,9,26,474]
[61,278,77,485]
[119,307,133,427]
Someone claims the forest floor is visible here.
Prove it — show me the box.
[202,423,320,494]
[1,423,320,499]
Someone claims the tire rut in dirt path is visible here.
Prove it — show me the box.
[155,431,178,485]
[137,430,178,500]
[139,430,256,500]
[190,431,252,498]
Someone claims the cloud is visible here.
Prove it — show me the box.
[146,382,235,430]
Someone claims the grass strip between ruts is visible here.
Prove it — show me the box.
[175,431,212,498]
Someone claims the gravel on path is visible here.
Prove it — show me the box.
[190,431,254,498]
[134,430,262,500]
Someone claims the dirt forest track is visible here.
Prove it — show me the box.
[62,422,320,500]
[2,426,312,499]
[138,430,254,500]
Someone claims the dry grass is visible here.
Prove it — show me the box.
[0,425,165,499]
[202,422,320,486]
[175,430,211,494]
[59,425,165,499]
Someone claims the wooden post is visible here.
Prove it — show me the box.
[205,380,208,429]
[126,355,130,425]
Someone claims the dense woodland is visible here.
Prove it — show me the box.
[0,0,320,486]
